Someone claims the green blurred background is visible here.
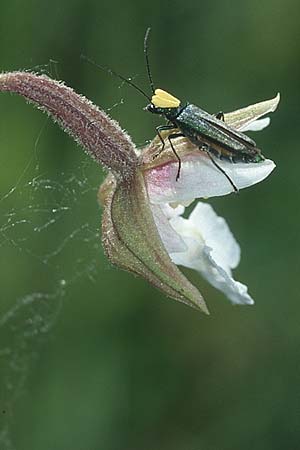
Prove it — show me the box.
[0,0,299,449]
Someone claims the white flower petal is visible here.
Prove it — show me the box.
[240,117,270,132]
[170,233,205,269]
[151,204,187,254]
[146,151,275,204]
[186,202,240,271]
[198,247,254,305]
[162,202,253,305]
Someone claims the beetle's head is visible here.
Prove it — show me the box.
[146,89,181,117]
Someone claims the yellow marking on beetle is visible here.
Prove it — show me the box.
[151,89,181,108]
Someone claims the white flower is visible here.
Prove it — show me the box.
[3,71,279,312]
[145,93,280,305]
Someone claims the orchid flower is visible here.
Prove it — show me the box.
[0,72,279,313]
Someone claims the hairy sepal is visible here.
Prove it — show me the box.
[100,172,209,313]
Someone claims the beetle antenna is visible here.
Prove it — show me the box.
[81,54,151,102]
[144,27,155,94]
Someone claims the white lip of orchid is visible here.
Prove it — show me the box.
[146,151,276,204]
[198,248,254,305]
[153,201,254,305]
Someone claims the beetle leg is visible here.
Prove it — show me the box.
[201,144,239,193]
[154,126,185,181]
[215,111,225,121]
[155,125,177,153]
[168,132,185,181]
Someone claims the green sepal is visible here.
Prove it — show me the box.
[101,172,209,313]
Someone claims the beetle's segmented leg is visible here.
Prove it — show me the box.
[154,124,176,156]
[201,144,239,193]
[215,111,225,121]
[168,133,185,181]
[154,126,184,181]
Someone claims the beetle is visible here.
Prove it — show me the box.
[143,29,265,191]
[145,88,265,190]
[82,29,265,191]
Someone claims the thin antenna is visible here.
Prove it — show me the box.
[144,27,155,94]
[81,54,151,102]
